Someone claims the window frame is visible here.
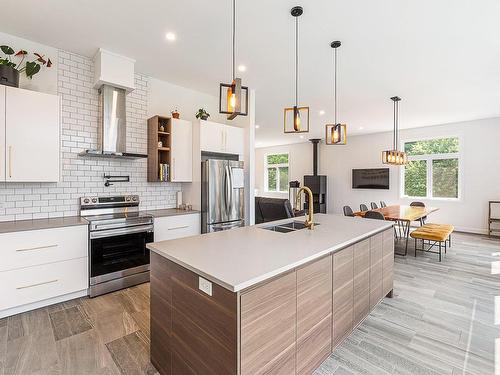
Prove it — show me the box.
[400,135,463,201]
[264,152,290,193]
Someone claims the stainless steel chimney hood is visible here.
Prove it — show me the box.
[79,85,147,159]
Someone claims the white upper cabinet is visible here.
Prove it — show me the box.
[0,86,5,181]
[5,87,60,182]
[171,119,193,182]
[200,120,244,155]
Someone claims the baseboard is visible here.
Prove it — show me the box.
[0,289,88,319]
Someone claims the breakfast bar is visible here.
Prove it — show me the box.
[147,214,394,375]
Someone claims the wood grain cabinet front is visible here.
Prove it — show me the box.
[332,246,354,348]
[382,229,395,296]
[369,233,384,310]
[353,239,371,327]
[240,271,297,375]
[296,255,332,375]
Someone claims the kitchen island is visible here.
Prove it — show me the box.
[147,214,394,375]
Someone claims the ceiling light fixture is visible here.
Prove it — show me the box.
[238,65,247,72]
[284,6,309,134]
[219,0,248,120]
[319,110,325,116]
[255,124,260,129]
[165,32,176,41]
[325,41,347,145]
[382,96,407,165]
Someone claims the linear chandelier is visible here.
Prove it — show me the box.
[382,96,407,165]
[219,0,248,120]
[325,41,347,145]
[284,6,309,133]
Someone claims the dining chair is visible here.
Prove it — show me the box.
[364,211,385,220]
[410,201,427,225]
[343,205,355,217]
[360,204,369,212]
[380,201,387,208]
[370,202,379,209]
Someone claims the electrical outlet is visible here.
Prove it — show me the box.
[198,277,213,296]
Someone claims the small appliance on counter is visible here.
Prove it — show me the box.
[201,158,245,233]
[80,195,153,297]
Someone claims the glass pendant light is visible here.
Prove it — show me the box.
[284,6,309,133]
[325,41,347,145]
[219,0,248,120]
[382,96,407,165]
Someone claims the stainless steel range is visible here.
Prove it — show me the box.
[80,195,153,297]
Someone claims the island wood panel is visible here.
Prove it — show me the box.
[296,255,332,375]
[150,252,237,375]
[353,239,371,327]
[332,246,354,348]
[369,233,384,310]
[240,271,297,375]
[382,229,395,296]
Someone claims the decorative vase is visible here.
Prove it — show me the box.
[201,114,209,121]
[172,111,180,119]
[0,65,20,88]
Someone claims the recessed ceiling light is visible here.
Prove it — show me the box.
[255,124,260,129]
[238,65,247,72]
[165,32,176,41]
[300,135,305,139]
[319,110,325,116]
[359,126,365,130]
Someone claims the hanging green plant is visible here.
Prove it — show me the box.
[0,45,52,79]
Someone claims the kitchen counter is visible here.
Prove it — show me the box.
[142,208,199,218]
[0,216,89,234]
[148,213,393,292]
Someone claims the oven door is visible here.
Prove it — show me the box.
[89,225,154,285]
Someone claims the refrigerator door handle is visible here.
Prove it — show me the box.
[224,165,231,216]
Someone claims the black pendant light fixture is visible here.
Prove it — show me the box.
[382,96,407,165]
[284,6,309,133]
[219,0,248,120]
[325,41,347,145]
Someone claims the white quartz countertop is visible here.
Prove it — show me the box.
[147,214,393,292]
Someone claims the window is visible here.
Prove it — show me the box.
[402,137,460,199]
[265,153,289,192]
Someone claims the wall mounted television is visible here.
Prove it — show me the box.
[352,168,390,190]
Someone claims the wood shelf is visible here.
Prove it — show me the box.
[148,115,171,182]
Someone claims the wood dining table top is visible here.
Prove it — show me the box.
[354,205,439,222]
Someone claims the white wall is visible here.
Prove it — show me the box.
[318,117,500,234]
[255,142,313,200]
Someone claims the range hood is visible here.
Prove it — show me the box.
[80,50,147,159]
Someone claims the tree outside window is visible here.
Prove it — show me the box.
[402,137,460,199]
[266,153,289,192]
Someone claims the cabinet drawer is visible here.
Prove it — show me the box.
[0,226,88,272]
[0,257,88,311]
[154,213,200,242]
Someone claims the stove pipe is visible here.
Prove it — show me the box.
[310,139,321,176]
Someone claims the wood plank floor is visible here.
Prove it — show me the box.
[0,232,498,375]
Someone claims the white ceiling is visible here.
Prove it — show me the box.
[2,0,500,147]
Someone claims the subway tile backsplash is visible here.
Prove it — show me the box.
[0,50,181,221]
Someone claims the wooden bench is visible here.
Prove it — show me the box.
[410,223,454,262]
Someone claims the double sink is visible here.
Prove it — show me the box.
[262,221,319,233]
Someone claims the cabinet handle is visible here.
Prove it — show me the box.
[171,157,175,181]
[16,279,58,290]
[168,225,189,231]
[8,145,12,178]
[16,244,58,252]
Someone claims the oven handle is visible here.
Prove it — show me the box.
[90,225,154,239]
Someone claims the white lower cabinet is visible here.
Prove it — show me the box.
[0,225,89,318]
[154,213,201,242]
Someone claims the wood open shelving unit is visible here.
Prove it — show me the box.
[147,115,171,182]
[489,201,500,238]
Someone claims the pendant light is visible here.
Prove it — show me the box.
[382,96,407,165]
[325,41,347,145]
[284,6,309,133]
[219,0,248,120]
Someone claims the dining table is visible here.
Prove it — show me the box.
[354,205,439,256]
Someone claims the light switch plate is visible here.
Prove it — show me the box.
[198,277,213,296]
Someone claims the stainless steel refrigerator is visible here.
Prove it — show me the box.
[202,159,245,233]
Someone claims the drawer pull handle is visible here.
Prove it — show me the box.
[16,279,58,290]
[15,244,58,252]
[168,225,189,231]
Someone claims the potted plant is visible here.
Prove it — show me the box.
[196,108,210,121]
[171,109,180,119]
[0,45,52,88]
